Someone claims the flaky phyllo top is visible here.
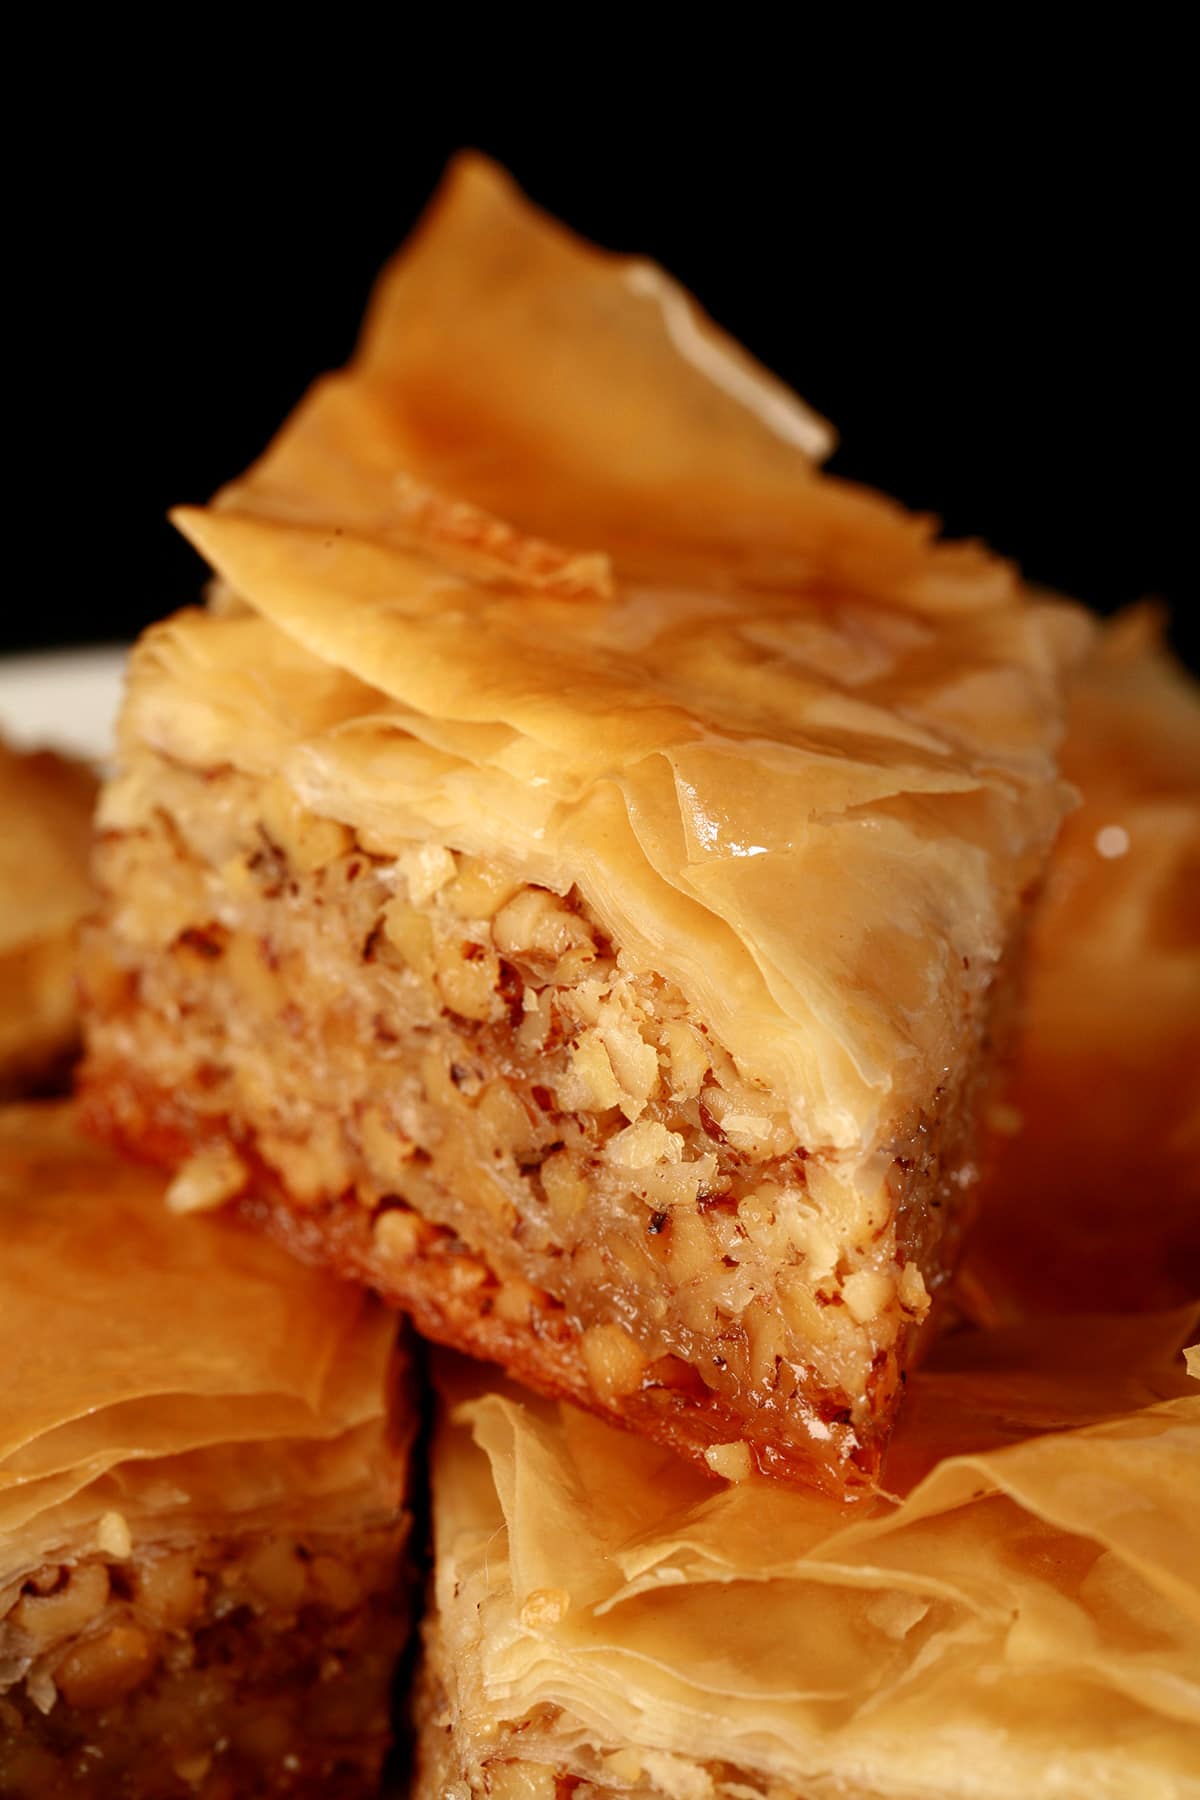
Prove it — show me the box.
[0,1106,404,1584]
[117,154,1088,1157]
[433,1310,1200,1800]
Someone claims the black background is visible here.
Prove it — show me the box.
[12,52,1195,670]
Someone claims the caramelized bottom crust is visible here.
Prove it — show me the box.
[81,1072,884,1494]
[0,1525,409,1799]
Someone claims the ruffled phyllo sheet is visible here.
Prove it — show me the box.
[80,153,1088,1495]
[0,741,96,1098]
[965,610,1200,1319]
[415,1310,1200,1800]
[0,1104,413,1800]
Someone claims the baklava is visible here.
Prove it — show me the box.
[415,1311,1200,1800]
[80,155,1087,1494]
[0,741,96,1097]
[0,1103,413,1799]
[965,608,1200,1319]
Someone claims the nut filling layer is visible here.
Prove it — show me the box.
[0,1526,409,1799]
[83,760,987,1492]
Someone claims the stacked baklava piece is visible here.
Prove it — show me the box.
[3,157,1197,1797]
[0,1108,413,1797]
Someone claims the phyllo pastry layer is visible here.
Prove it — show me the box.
[80,156,1087,1494]
[0,1104,413,1800]
[0,741,96,1097]
[415,1313,1200,1800]
[966,609,1200,1319]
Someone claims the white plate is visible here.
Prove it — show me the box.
[0,646,129,762]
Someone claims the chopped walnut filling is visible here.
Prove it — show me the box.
[0,1525,407,1798]
[83,760,964,1472]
